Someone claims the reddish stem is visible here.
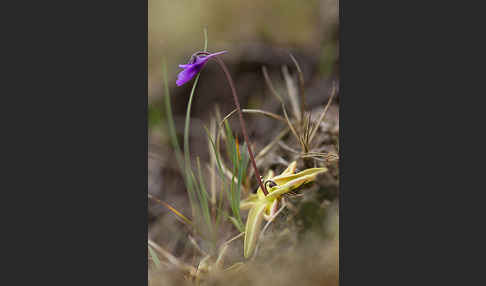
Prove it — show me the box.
[197,52,268,195]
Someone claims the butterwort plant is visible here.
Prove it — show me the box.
[177,50,269,196]
[240,161,327,258]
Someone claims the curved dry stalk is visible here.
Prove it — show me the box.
[220,108,286,126]
[216,232,245,265]
[246,128,290,183]
[255,127,289,161]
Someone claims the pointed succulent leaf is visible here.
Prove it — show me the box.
[280,161,297,175]
[239,193,259,210]
[267,167,327,199]
[241,163,327,259]
[272,167,327,186]
[243,202,267,258]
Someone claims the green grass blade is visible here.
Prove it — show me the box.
[162,58,184,172]
[234,143,249,228]
[223,120,236,168]
[229,216,244,233]
[183,29,209,218]
[224,121,245,230]
[196,157,213,236]
[203,126,228,229]
[148,245,161,268]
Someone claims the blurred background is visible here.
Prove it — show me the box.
[149,0,339,99]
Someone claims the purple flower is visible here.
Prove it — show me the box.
[176,51,227,86]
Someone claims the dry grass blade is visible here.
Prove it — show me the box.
[148,194,192,226]
[289,53,306,120]
[208,121,232,182]
[255,127,289,161]
[221,163,238,184]
[282,105,304,150]
[188,235,208,256]
[209,118,217,206]
[309,82,338,143]
[282,65,301,121]
[148,239,196,273]
[278,141,300,154]
[262,65,302,149]
[216,232,245,266]
[300,112,312,152]
[276,156,290,166]
[299,152,339,162]
[220,108,286,126]
[262,66,284,104]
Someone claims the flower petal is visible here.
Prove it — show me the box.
[176,67,198,86]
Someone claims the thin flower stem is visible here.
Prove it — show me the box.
[197,51,268,195]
